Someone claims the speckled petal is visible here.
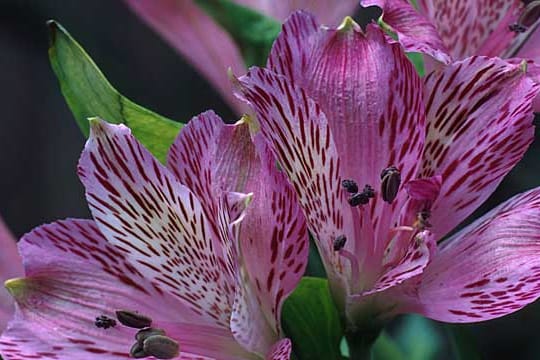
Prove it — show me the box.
[265,338,291,360]
[0,216,22,331]
[414,187,540,323]
[361,0,450,63]
[78,119,233,327]
[420,57,540,240]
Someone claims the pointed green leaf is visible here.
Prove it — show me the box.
[194,0,281,67]
[47,20,182,163]
[282,277,343,360]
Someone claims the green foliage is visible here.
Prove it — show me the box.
[445,325,482,360]
[194,0,281,67]
[282,277,344,360]
[48,20,182,163]
[394,315,442,360]
[406,52,425,77]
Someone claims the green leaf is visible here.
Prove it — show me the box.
[394,315,443,360]
[194,0,281,67]
[406,52,425,77]
[282,277,344,360]
[47,20,182,163]
[372,332,406,360]
[445,325,482,360]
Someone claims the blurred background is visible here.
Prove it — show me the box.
[1,0,540,358]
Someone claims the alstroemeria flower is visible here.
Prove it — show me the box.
[0,113,308,360]
[0,216,23,332]
[361,0,540,109]
[233,11,540,333]
[124,0,358,114]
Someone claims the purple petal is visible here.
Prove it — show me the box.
[417,0,523,59]
[266,338,291,360]
[124,0,248,114]
[0,219,249,359]
[78,119,234,327]
[361,0,450,63]
[267,12,426,263]
[413,187,540,323]
[420,56,540,240]
[0,217,22,331]
[168,111,308,343]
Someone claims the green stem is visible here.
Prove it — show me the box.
[345,328,381,360]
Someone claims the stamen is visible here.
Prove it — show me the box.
[341,179,359,193]
[136,328,166,342]
[414,209,432,230]
[380,166,401,203]
[143,335,180,359]
[94,315,116,329]
[348,184,375,206]
[130,341,147,358]
[116,310,152,329]
[333,235,347,251]
[338,249,360,289]
[519,1,540,27]
[509,23,528,33]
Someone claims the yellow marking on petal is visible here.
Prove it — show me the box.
[520,59,529,74]
[5,277,28,299]
[337,16,359,33]
[236,114,260,134]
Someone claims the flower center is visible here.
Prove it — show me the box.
[95,310,180,359]
[342,180,376,206]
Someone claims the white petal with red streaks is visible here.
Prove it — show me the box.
[361,0,450,63]
[0,219,249,360]
[78,119,232,327]
[417,0,523,59]
[413,188,540,323]
[421,57,539,240]
[265,338,291,360]
[234,67,352,291]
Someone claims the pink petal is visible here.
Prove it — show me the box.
[268,12,426,260]
[124,0,248,114]
[361,0,450,63]
[233,67,352,291]
[0,219,248,359]
[78,119,233,327]
[420,56,539,240]
[516,27,540,63]
[168,111,308,344]
[0,217,22,331]
[235,0,358,26]
[417,0,523,59]
[412,187,540,323]
[266,338,291,360]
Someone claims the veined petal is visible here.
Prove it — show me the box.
[417,0,523,59]
[78,119,233,327]
[235,0,358,26]
[0,219,249,360]
[266,338,291,360]
[361,0,450,63]
[0,216,22,331]
[234,67,352,293]
[421,57,540,240]
[412,187,540,323]
[268,13,426,259]
[124,0,248,114]
[169,111,308,339]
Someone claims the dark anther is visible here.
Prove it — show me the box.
[116,310,152,329]
[333,235,347,251]
[380,166,401,204]
[509,23,528,32]
[130,341,147,358]
[519,1,540,27]
[415,209,432,230]
[136,328,166,342]
[342,179,359,194]
[348,184,375,207]
[94,315,116,329]
[143,335,180,359]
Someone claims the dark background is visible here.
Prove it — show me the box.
[1,1,539,358]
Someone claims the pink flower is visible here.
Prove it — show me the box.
[0,113,307,360]
[124,0,358,114]
[0,217,23,332]
[361,0,540,109]
[233,11,540,331]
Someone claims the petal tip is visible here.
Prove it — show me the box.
[5,277,27,299]
[337,16,360,32]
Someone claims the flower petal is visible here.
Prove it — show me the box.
[233,67,352,291]
[235,0,357,26]
[168,111,308,339]
[268,13,426,259]
[417,0,523,59]
[78,119,233,327]
[266,338,291,360]
[361,0,450,63]
[124,0,248,114]
[412,187,540,323]
[0,216,22,331]
[420,56,540,240]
